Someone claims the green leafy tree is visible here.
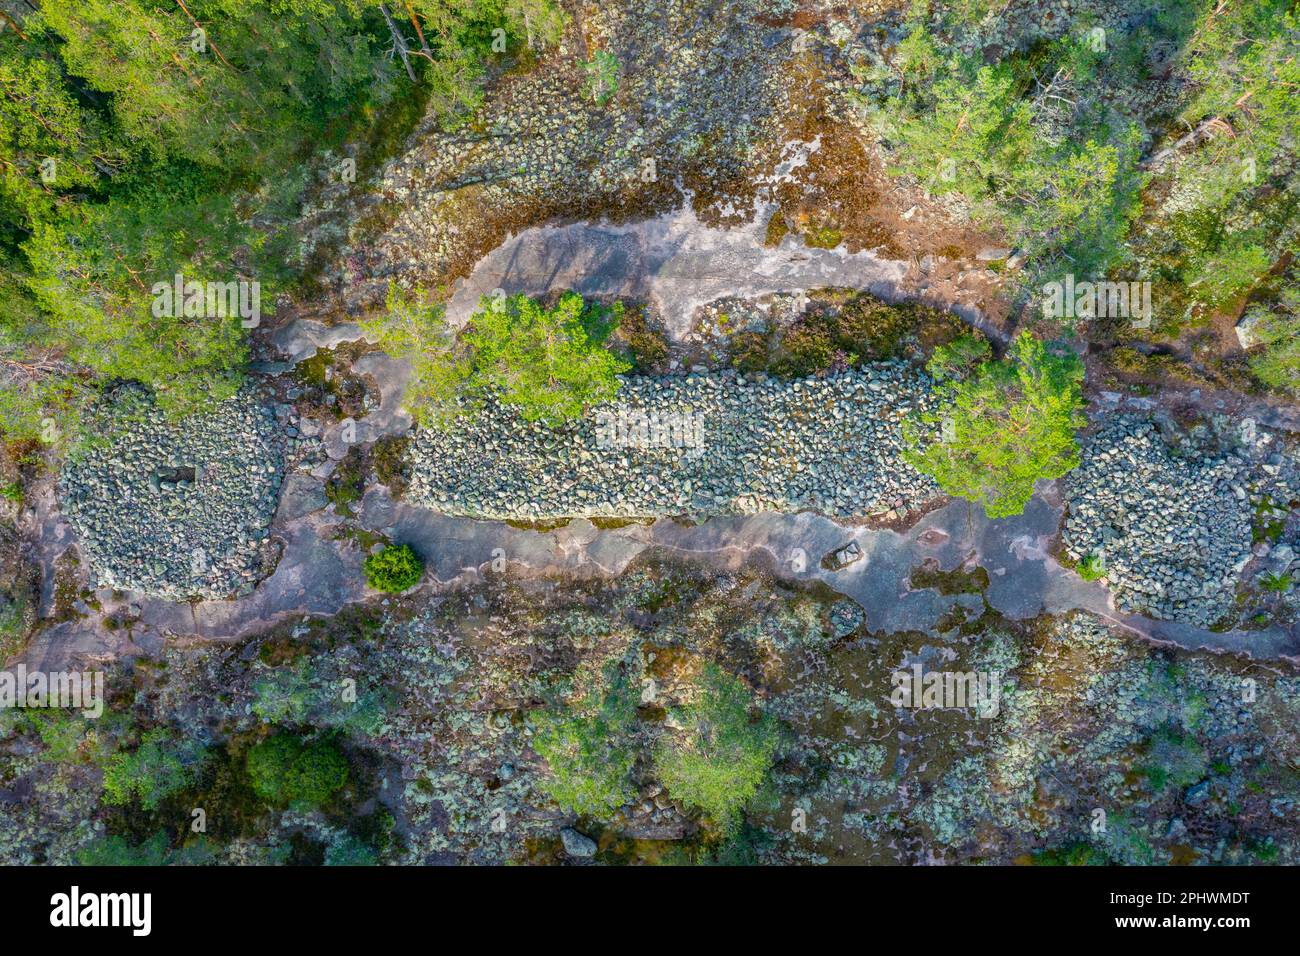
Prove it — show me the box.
[101,729,203,810]
[531,664,639,818]
[864,33,1147,286]
[246,732,349,808]
[1246,292,1300,395]
[1169,1,1300,310]
[877,59,1034,205]
[464,292,629,425]
[365,289,629,428]
[653,664,779,834]
[0,0,569,443]
[894,24,940,82]
[1186,240,1274,312]
[904,332,1086,519]
[360,284,474,429]
[925,333,992,381]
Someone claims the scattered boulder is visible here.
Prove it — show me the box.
[824,540,864,571]
[560,827,598,858]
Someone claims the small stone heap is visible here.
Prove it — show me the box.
[1062,416,1255,627]
[406,367,939,520]
[61,389,285,600]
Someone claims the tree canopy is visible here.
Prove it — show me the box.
[903,332,1087,520]
[0,0,565,444]
[362,288,630,428]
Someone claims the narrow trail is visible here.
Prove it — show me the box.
[23,453,1299,672]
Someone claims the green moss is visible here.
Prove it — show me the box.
[613,304,670,373]
[1252,497,1287,543]
[802,223,844,249]
[764,211,789,247]
[729,329,773,373]
[771,320,837,377]
[909,563,990,595]
[1027,841,1109,866]
[325,446,367,514]
[371,435,411,498]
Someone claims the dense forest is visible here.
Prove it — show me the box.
[0,0,563,445]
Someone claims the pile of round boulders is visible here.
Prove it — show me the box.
[406,366,939,521]
[1062,415,1296,627]
[60,387,286,600]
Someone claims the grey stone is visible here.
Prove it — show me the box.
[560,827,597,858]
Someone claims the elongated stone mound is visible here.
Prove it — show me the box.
[406,367,939,520]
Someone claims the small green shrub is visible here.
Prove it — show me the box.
[1077,554,1106,581]
[926,333,992,381]
[363,544,423,593]
[1260,572,1293,593]
[101,729,202,811]
[77,831,170,866]
[583,50,619,105]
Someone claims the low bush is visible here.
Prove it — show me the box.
[363,544,423,594]
[531,665,640,819]
[654,664,779,834]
